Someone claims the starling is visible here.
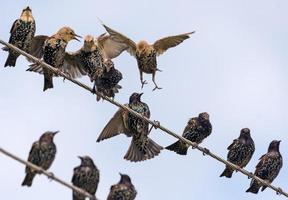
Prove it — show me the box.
[72,156,100,200]
[166,112,212,155]
[93,58,123,101]
[220,128,255,178]
[101,23,194,90]
[97,93,163,162]
[246,140,283,194]
[3,6,35,67]
[27,27,81,91]
[22,131,58,187]
[107,173,137,200]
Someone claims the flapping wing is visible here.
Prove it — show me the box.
[62,51,88,79]
[101,24,137,57]
[97,33,129,59]
[96,106,131,142]
[153,31,195,56]
[28,35,49,59]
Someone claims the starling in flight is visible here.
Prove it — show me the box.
[166,112,212,155]
[3,6,35,67]
[246,140,283,194]
[97,92,163,162]
[107,173,137,200]
[101,23,194,91]
[22,131,58,187]
[27,27,81,91]
[220,128,255,178]
[72,156,100,200]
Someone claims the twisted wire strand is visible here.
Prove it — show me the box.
[0,39,287,197]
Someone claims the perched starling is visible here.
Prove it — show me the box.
[101,23,194,90]
[220,128,255,178]
[3,6,35,67]
[107,173,137,200]
[97,93,163,162]
[93,58,123,101]
[246,140,283,194]
[166,112,212,155]
[72,156,100,200]
[27,27,81,91]
[22,131,58,187]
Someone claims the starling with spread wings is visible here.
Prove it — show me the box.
[246,140,282,194]
[72,156,100,200]
[220,128,255,178]
[166,112,212,155]
[22,131,58,187]
[101,23,195,91]
[27,27,81,91]
[97,93,163,162]
[3,6,35,67]
[107,174,137,200]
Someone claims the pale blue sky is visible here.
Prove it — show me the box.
[1,0,288,199]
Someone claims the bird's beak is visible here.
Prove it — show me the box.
[52,131,59,136]
[278,140,282,143]
[24,6,31,11]
[78,156,83,160]
[139,93,144,97]
[73,34,82,42]
[119,172,123,177]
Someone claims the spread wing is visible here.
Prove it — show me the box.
[153,31,195,56]
[101,23,137,57]
[62,51,88,79]
[97,33,129,59]
[28,35,49,59]
[96,106,131,142]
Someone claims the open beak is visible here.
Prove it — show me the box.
[52,131,59,136]
[73,34,82,42]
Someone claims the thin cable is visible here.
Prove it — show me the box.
[0,147,96,200]
[0,39,286,197]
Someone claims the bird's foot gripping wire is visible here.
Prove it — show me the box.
[141,80,148,89]
[202,148,210,156]
[47,172,55,181]
[148,120,161,133]
[276,187,283,195]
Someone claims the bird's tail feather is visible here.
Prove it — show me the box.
[43,75,53,91]
[73,192,85,200]
[4,53,18,67]
[21,173,36,187]
[246,181,260,194]
[165,140,188,155]
[220,166,234,178]
[124,138,163,162]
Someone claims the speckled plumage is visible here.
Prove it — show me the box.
[22,131,58,187]
[72,156,100,200]
[27,27,81,91]
[101,23,194,90]
[97,93,162,162]
[220,128,255,178]
[4,7,35,67]
[93,59,123,101]
[107,174,137,200]
[166,112,212,155]
[246,140,282,194]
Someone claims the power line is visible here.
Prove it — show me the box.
[0,39,286,198]
[0,147,97,200]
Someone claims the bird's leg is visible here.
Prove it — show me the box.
[148,120,161,133]
[92,82,96,94]
[202,148,210,156]
[276,187,283,195]
[152,72,162,91]
[140,70,147,89]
